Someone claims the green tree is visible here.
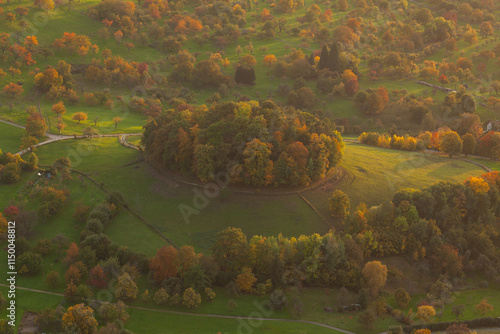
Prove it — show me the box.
[452,304,465,320]
[193,59,222,86]
[243,139,273,186]
[212,228,249,281]
[395,288,411,308]
[193,144,215,182]
[461,133,476,156]
[17,251,42,274]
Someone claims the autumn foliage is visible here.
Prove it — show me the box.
[143,101,344,186]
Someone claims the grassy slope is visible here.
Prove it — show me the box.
[304,142,486,215]
[126,308,343,334]
[339,143,486,207]
[0,122,24,153]
[0,287,64,328]
[33,137,326,251]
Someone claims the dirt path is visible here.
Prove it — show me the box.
[0,284,356,334]
[0,119,141,155]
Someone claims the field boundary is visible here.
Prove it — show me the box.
[0,284,355,334]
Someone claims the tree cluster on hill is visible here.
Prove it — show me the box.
[142,100,344,186]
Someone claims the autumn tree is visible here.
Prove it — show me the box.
[51,101,66,117]
[150,245,178,284]
[57,121,66,135]
[3,83,24,98]
[72,112,88,124]
[479,22,494,39]
[417,305,436,323]
[62,304,98,334]
[235,267,257,293]
[25,111,48,139]
[464,26,478,45]
[329,190,350,218]
[440,131,462,157]
[183,287,201,309]
[205,287,216,302]
[175,245,199,277]
[34,67,62,93]
[333,26,359,46]
[338,0,348,11]
[363,91,385,115]
[15,6,29,18]
[65,265,81,285]
[63,242,79,265]
[475,299,493,316]
[362,261,387,296]
[263,54,277,66]
[154,288,169,305]
[115,272,138,300]
[113,117,122,129]
[114,30,123,43]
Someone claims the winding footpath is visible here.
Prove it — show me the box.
[0,283,355,334]
[0,119,141,155]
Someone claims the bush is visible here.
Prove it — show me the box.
[154,288,169,305]
[46,271,61,288]
[17,251,42,274]
[87,203,112,225]
[85,219,104,234]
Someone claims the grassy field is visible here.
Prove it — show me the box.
[0,287,64,328]
[126,308,345,334]
[30,137,490,251]
[468,157,500,172]
[0,121,25,154]
[304,142,487,216]
[32,137,326,251]
[339,143,486,207]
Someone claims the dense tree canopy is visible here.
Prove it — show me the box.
[143,101,344,186]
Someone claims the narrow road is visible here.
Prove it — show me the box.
[0,284,356,334]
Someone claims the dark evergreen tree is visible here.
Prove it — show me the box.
[318,44,329,70]
[235,66,256,84]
